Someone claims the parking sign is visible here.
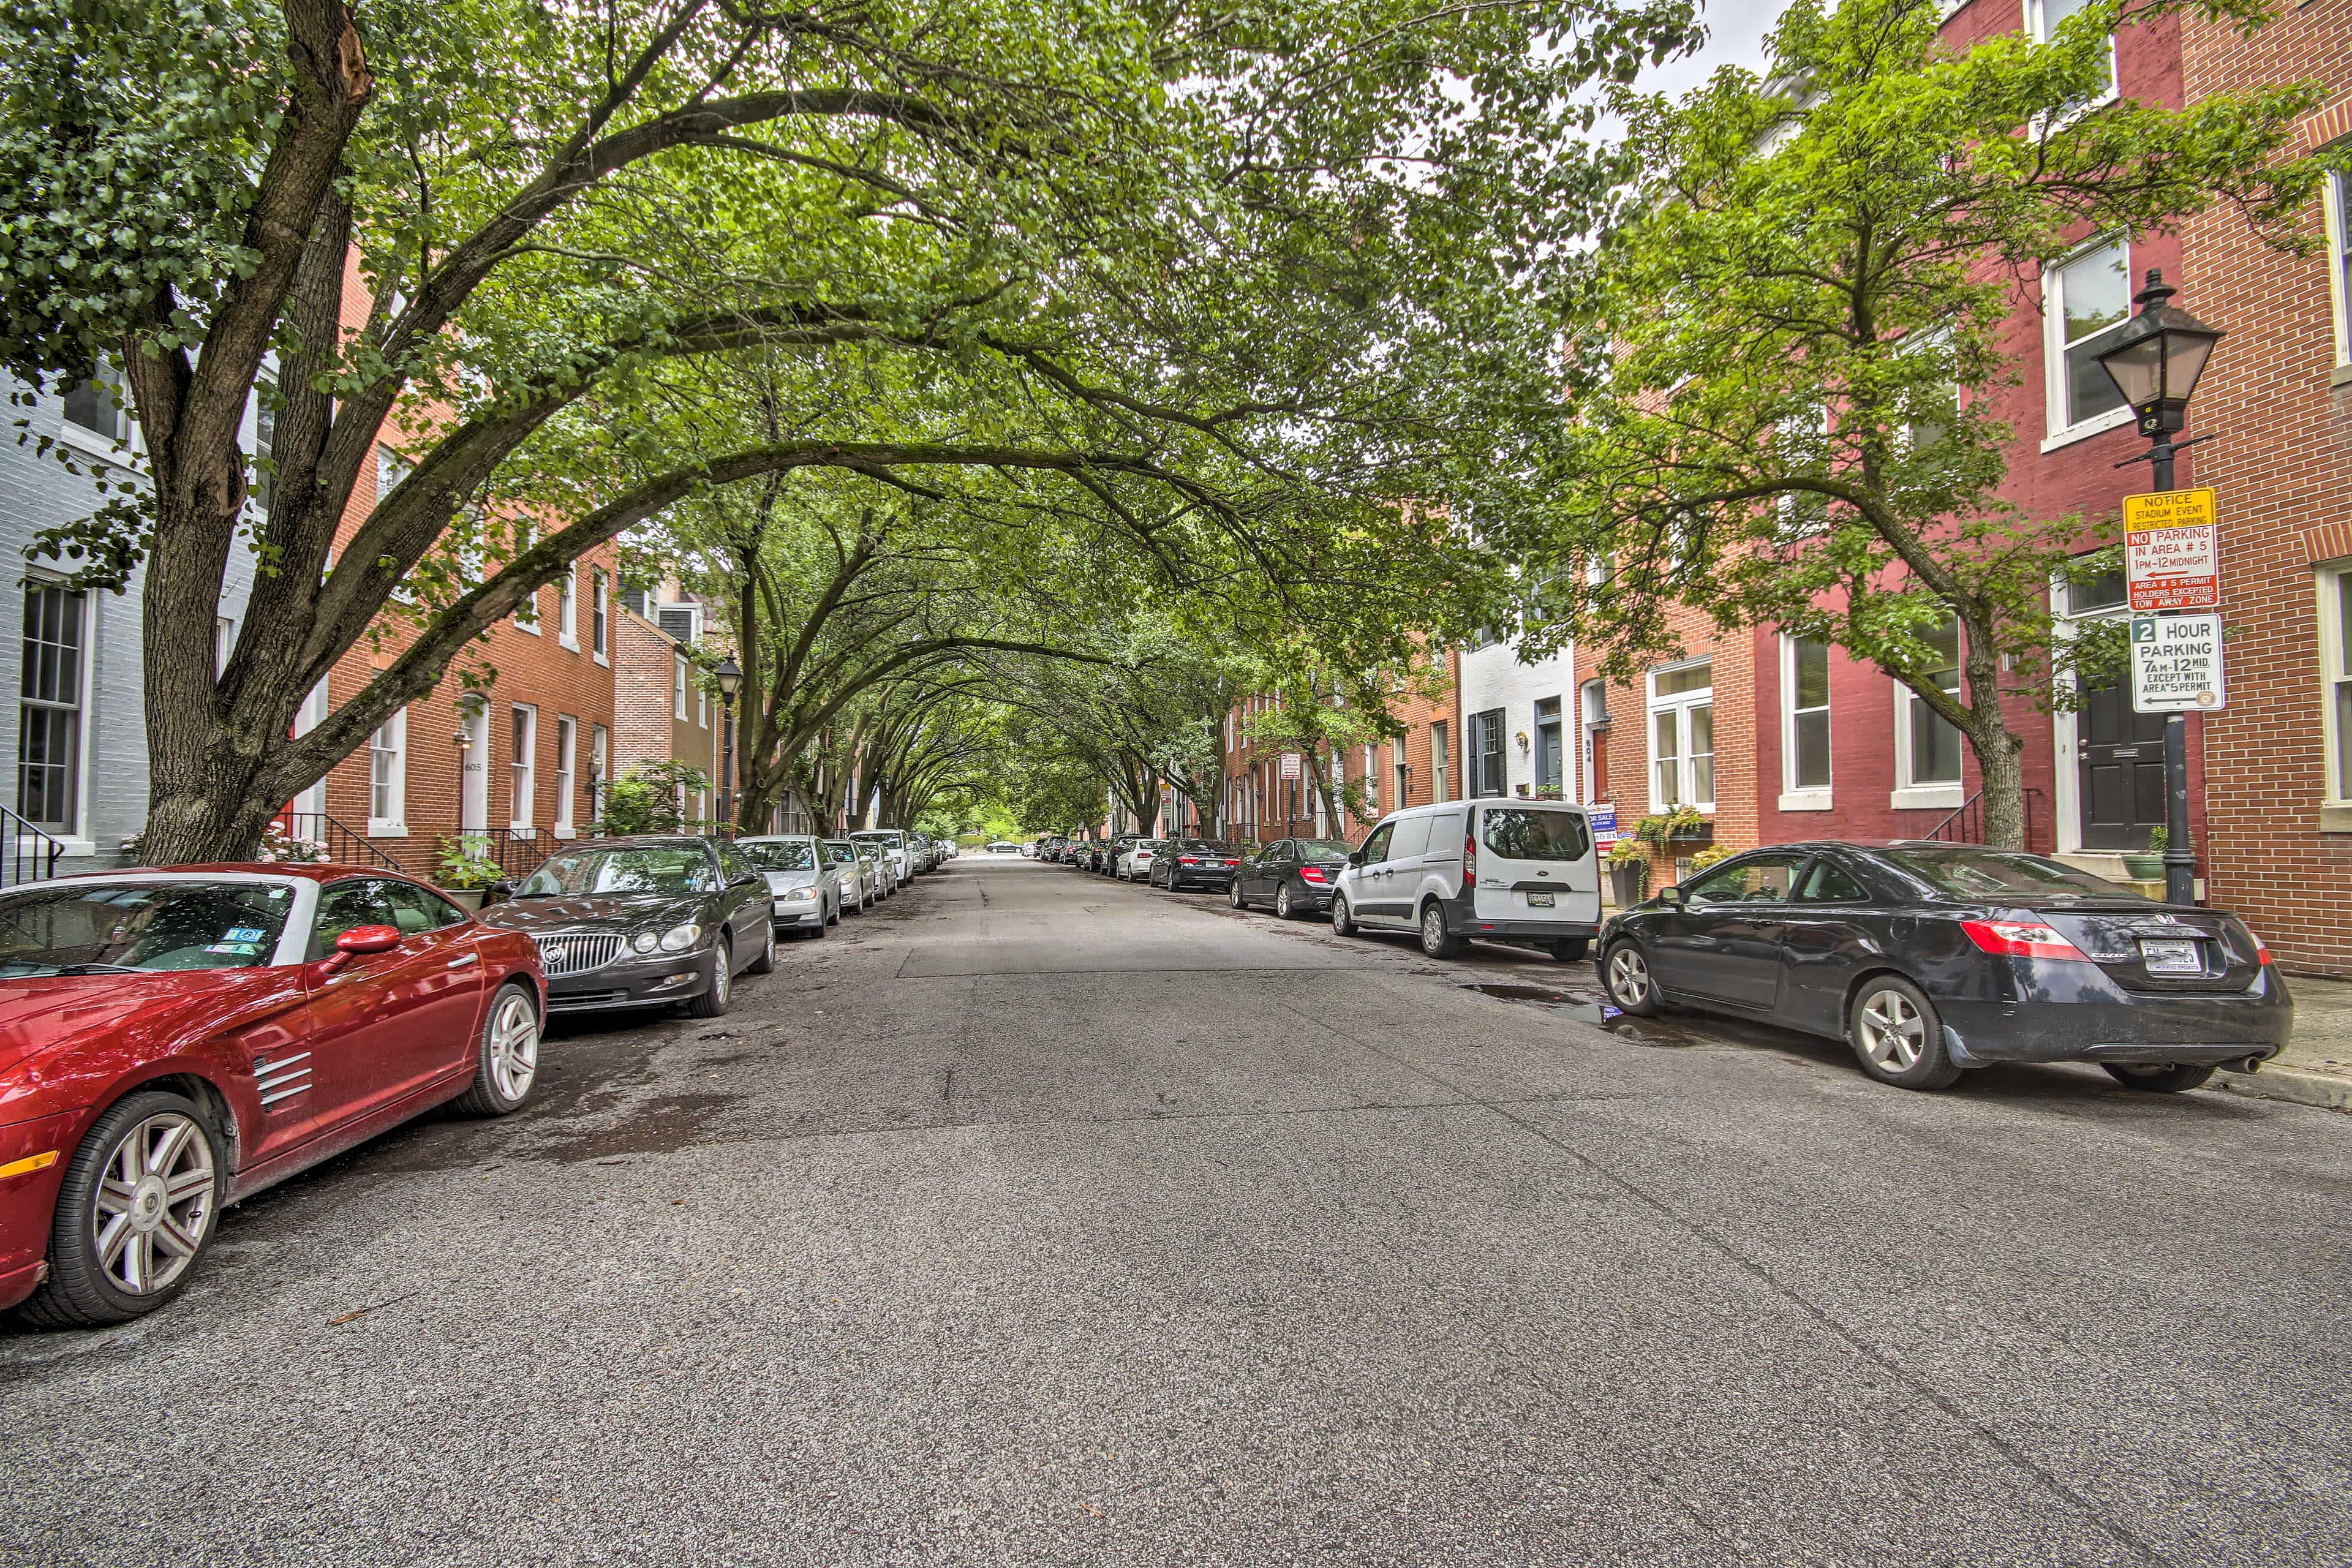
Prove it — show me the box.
[2130,612,2226,713]
[2123,489,2219,612]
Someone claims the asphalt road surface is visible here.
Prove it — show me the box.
[9,856,2351,1567]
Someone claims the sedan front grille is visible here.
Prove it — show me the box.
[533,932,625,978]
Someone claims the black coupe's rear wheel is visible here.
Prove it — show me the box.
[2103,1063,2216,1094]
[1847,976,1961,1090]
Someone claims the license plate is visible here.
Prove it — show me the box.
[2139,938,2201,974]
[1526,891,1555,908]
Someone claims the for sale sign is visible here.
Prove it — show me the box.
[2123,489,2219,612]
[1588,803,1619,846]
[2130,612,2226,713]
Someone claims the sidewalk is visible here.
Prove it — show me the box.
[2220,974,2352,1112]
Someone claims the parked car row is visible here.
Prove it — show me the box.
[1084,800,2291,1099]
[0,828,955,1329]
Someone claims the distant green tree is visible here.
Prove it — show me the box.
[593,762,710,835]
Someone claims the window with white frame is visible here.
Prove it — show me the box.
[674,654,688,720]
[368,707,407,834]
[2325,171,2352,371]
[2046,236,2132,435]
[1782,635,1832,805]
[2029,0,2117,106]
[553,715,577,832]
[17,581,86,834]
[510,704,537,829]
[591,571,609,660]
[375,442,409,496]
[557,566,578,647]
[61,360,127,444]
[215,616,235,675]
[698,688,709,730]
[249,382,276,513]
[1648,660,1714,811]
[2321,567,2352,803]
[1895,619,1964,791]
[511,521,540,631]
[590,723,609,818]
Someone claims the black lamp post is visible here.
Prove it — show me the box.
[2095,268,2223,907]
[714,656,743,831]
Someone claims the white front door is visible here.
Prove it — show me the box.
[460,704,489,834]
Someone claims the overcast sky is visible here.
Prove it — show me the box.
[1634,0,1790,99]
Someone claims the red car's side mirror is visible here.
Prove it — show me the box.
[335,924,403,956]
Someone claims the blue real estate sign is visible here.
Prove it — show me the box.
[1588,804,1618,846]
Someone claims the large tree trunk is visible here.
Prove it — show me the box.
[1957,621,2027,850]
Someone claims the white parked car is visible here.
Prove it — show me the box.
[736,835,841,937]
[1116,839,1161,881]
[821,839,878,911]
[850,829,916,889]
[1332,801,1601,961]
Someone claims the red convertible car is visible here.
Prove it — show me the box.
[0,865,545,1327]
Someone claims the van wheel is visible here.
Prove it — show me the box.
[1549,937,1589,962]
[1419,902,1463,959]
[1332,894,1360,937]
[1847,976,1961,1090]
[2103,1063,2215,1094]
[1602,940,1662,1017]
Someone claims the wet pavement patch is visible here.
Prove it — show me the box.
[1459,981,1699,1047]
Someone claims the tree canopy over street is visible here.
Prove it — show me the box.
[1,0,1700,859]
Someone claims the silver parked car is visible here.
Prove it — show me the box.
[736,835,841,938]
[823,839,878,911]
[849,838,897,897]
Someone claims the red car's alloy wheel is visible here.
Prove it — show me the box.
[15,1089,224,1328]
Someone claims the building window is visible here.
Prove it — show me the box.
[1896,619,1965,791]
[61,361,126,443]
[1783,635,1832,803]
[17,582,85,834]
[1534,696,1564,794]
[2046,235,2132,434]
[1648,660,1714,811]
[557,567,578,647]
[375,442,409,497]
[368,707,407,833]
[698,688,709,730]
[553,715,577,832]
[2330,172,2352,370]
[2324,568,2352,803]
[2066,555,2128,616]
[674,655,688,720]
[215,616,235,676]
[1469,708,1506,798]
[1430,721,1450,802]
[1393,759,1410,809]
[2029,0,2117,105]
[590,723,610,819]
[591,571,609,659]
[249,385,276,513]
[510,704,537,829]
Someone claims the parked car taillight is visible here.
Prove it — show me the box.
[1179,857,1200,865]
[1299,866,1329,885]
[1463,831,1478,889]
[1959,919,2089,962]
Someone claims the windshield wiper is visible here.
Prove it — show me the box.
[51,962,151,975]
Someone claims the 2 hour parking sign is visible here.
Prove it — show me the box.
[2130,612,2226,713]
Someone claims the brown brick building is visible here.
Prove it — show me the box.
[610,586,724,826]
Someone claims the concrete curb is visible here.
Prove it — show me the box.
[2218,1066,2352,1112]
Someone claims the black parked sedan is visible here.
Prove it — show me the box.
[1597,842,2288,1092]
[478,837,775,1017]
[1153,839,1243,892]
[1231,837,1354,919]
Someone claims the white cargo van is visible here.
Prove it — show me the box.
[1332,799,1602,960]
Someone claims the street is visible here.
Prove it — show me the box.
[8,855,2350,1567]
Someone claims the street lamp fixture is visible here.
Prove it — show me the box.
[713,657,742,832]
[2093,267,2222,908]
[714,656,743,704]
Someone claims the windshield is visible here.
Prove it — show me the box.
[851,831,904,848]
[515,848,717,897]
[0,880,296,976]
[1178,841,1240,855]
[1876,847,2141,901]
[739,840,818,872]
[1298,840,1356,858]
[1480,808,1591,862]
[821,842,856,864]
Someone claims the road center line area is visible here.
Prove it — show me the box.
[9,858,2349,1567]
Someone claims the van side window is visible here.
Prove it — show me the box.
[1360,822,1395,863]
[1480,808,1592,862]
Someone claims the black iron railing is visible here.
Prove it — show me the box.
[1919,788,2045,854]
[0,802,61,886]
[281,810,404,870]
[464,827,551,879]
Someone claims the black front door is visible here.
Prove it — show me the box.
[2076,674,2169,850]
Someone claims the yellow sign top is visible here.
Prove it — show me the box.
[2122,488,2218,532]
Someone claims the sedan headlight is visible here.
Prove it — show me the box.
[630,930,660,954]
[658,921,703,953]
[778,886,816,902]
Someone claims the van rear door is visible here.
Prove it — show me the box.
[1471,805,1600,926]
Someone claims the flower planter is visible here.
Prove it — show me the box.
[2120,853,2165,881]
[1608,861,1651,909]
[440,887,488,913]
